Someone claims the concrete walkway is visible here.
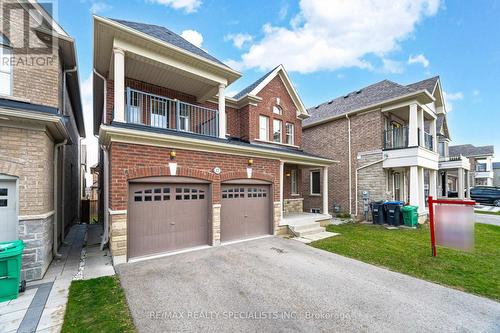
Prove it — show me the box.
[0,224,114,333]
[476,213,500,227]
[117,237,500,333]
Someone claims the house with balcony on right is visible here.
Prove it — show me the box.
[448,144,495,187]
[302,76,454,221]
[494,162,500,187]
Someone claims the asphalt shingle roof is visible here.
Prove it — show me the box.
[233,66,279,100]
[449,144,495,157]
[304,76,440,126]
[110,18,228,67]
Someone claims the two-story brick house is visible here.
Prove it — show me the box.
[0,1,85,280]
[93,17,334,263]
[449,144,495,187]
[302,77,449,221]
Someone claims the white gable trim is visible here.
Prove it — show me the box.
[245,65,309,119]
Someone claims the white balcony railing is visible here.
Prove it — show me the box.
[125,87,219,137]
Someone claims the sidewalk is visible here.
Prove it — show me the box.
[0,224,114,333]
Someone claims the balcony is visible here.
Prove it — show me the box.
[125,88,219,137]
[383,127,409,149]
[422,130,434,151]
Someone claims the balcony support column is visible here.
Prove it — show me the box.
[409,166,419,207]
[113,47,125,123]
[430,117,437,152]
[218,84,226,139]
[408,104,418,146]
[322,166,329,215]
[417,108,425,147]
[458,167,465,199]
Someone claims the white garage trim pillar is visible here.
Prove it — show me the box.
[113,47,125,123]
[409,166,419,207]
[322,166,329,215]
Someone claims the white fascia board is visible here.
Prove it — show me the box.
[383,147,439,170]
[99,125,336,166]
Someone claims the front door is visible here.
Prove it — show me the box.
[0,179,17,242]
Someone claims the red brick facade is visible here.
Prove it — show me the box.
[109,142,281,210]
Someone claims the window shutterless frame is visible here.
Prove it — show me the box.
[291,169,298,195]
[273,119,282,143]
[310,170,321,195]
[0,34,13,96]
[259,115,269,141]
[286,122,294,145]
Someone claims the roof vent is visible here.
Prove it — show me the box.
[356,89,362,94]
[328,100,333,104]
[343,94,350,99]
[315,105,320,109]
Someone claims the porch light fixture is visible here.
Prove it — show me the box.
[285,172,291,177]
[170,150,176,160]
[248,159,253,166]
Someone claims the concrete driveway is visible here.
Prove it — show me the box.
[117,237,500,333]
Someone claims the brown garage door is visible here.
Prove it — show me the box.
[221,184,271,242]
[128,182,209,259]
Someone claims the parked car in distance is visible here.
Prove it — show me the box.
[470,186,500,206]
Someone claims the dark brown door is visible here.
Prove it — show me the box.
[128,183,209,259]
[221,184,271,242]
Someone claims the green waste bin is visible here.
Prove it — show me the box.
[401,206,419,227]
[0,240,25,303]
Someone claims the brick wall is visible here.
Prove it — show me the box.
[2,5,61,107]
[108,142,281,210]
[248,76,303,147]
[0,127,54,215]
[302,109,384,216]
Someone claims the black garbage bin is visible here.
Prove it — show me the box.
[370,201,385,225]
[384,201,404,226]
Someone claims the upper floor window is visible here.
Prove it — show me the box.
[285,122,294,145]
[273,105,282,115]
[273,119,282,143]
[438,142,446,157]
[259,115,269,141]
[0,34,12,96]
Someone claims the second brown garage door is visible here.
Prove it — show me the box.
[128,182,209,259]
[221,184,272,242]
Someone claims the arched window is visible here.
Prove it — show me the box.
[0,34,12,96]
[272,105,282,115]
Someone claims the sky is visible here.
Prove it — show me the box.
[50,0,500,182]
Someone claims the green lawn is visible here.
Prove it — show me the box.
[311,223,500,300]
[475,210,500,216]
[62,276,135,333]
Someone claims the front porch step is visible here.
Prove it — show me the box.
[292,231,340,244]
[289,223,326,237]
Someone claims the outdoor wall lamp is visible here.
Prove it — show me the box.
[248,159,254,166]
[170,150,177,160]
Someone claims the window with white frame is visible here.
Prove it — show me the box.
[0,34,12,96]
[259,115,269,140]
[273,105,282,115]
[285,122,294,145]
[291,169,298,195]
[273,119,282,143]
[310,170,320,195]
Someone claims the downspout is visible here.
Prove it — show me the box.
[346,114,352,215]
[53,139,67,258]
[94,68,109,249]
[355,156,388,216]
[61,66,77,242]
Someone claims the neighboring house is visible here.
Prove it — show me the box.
[493,162,500,187]
[302,77,449,220]
[449,144,495,186]
[93,17,334,263]
[0,2,85,280]
[435,116,471,199]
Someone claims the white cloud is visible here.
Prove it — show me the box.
[227,0,440,73]
[408,54,430,67]
[224,33,253,49]
[443,91,463,111]
[80,73,99,186]
[381,58,404,74]
[181,30,203,48]
[89,2,112,13]
[472,89,480,96]
[147,0,202,13]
